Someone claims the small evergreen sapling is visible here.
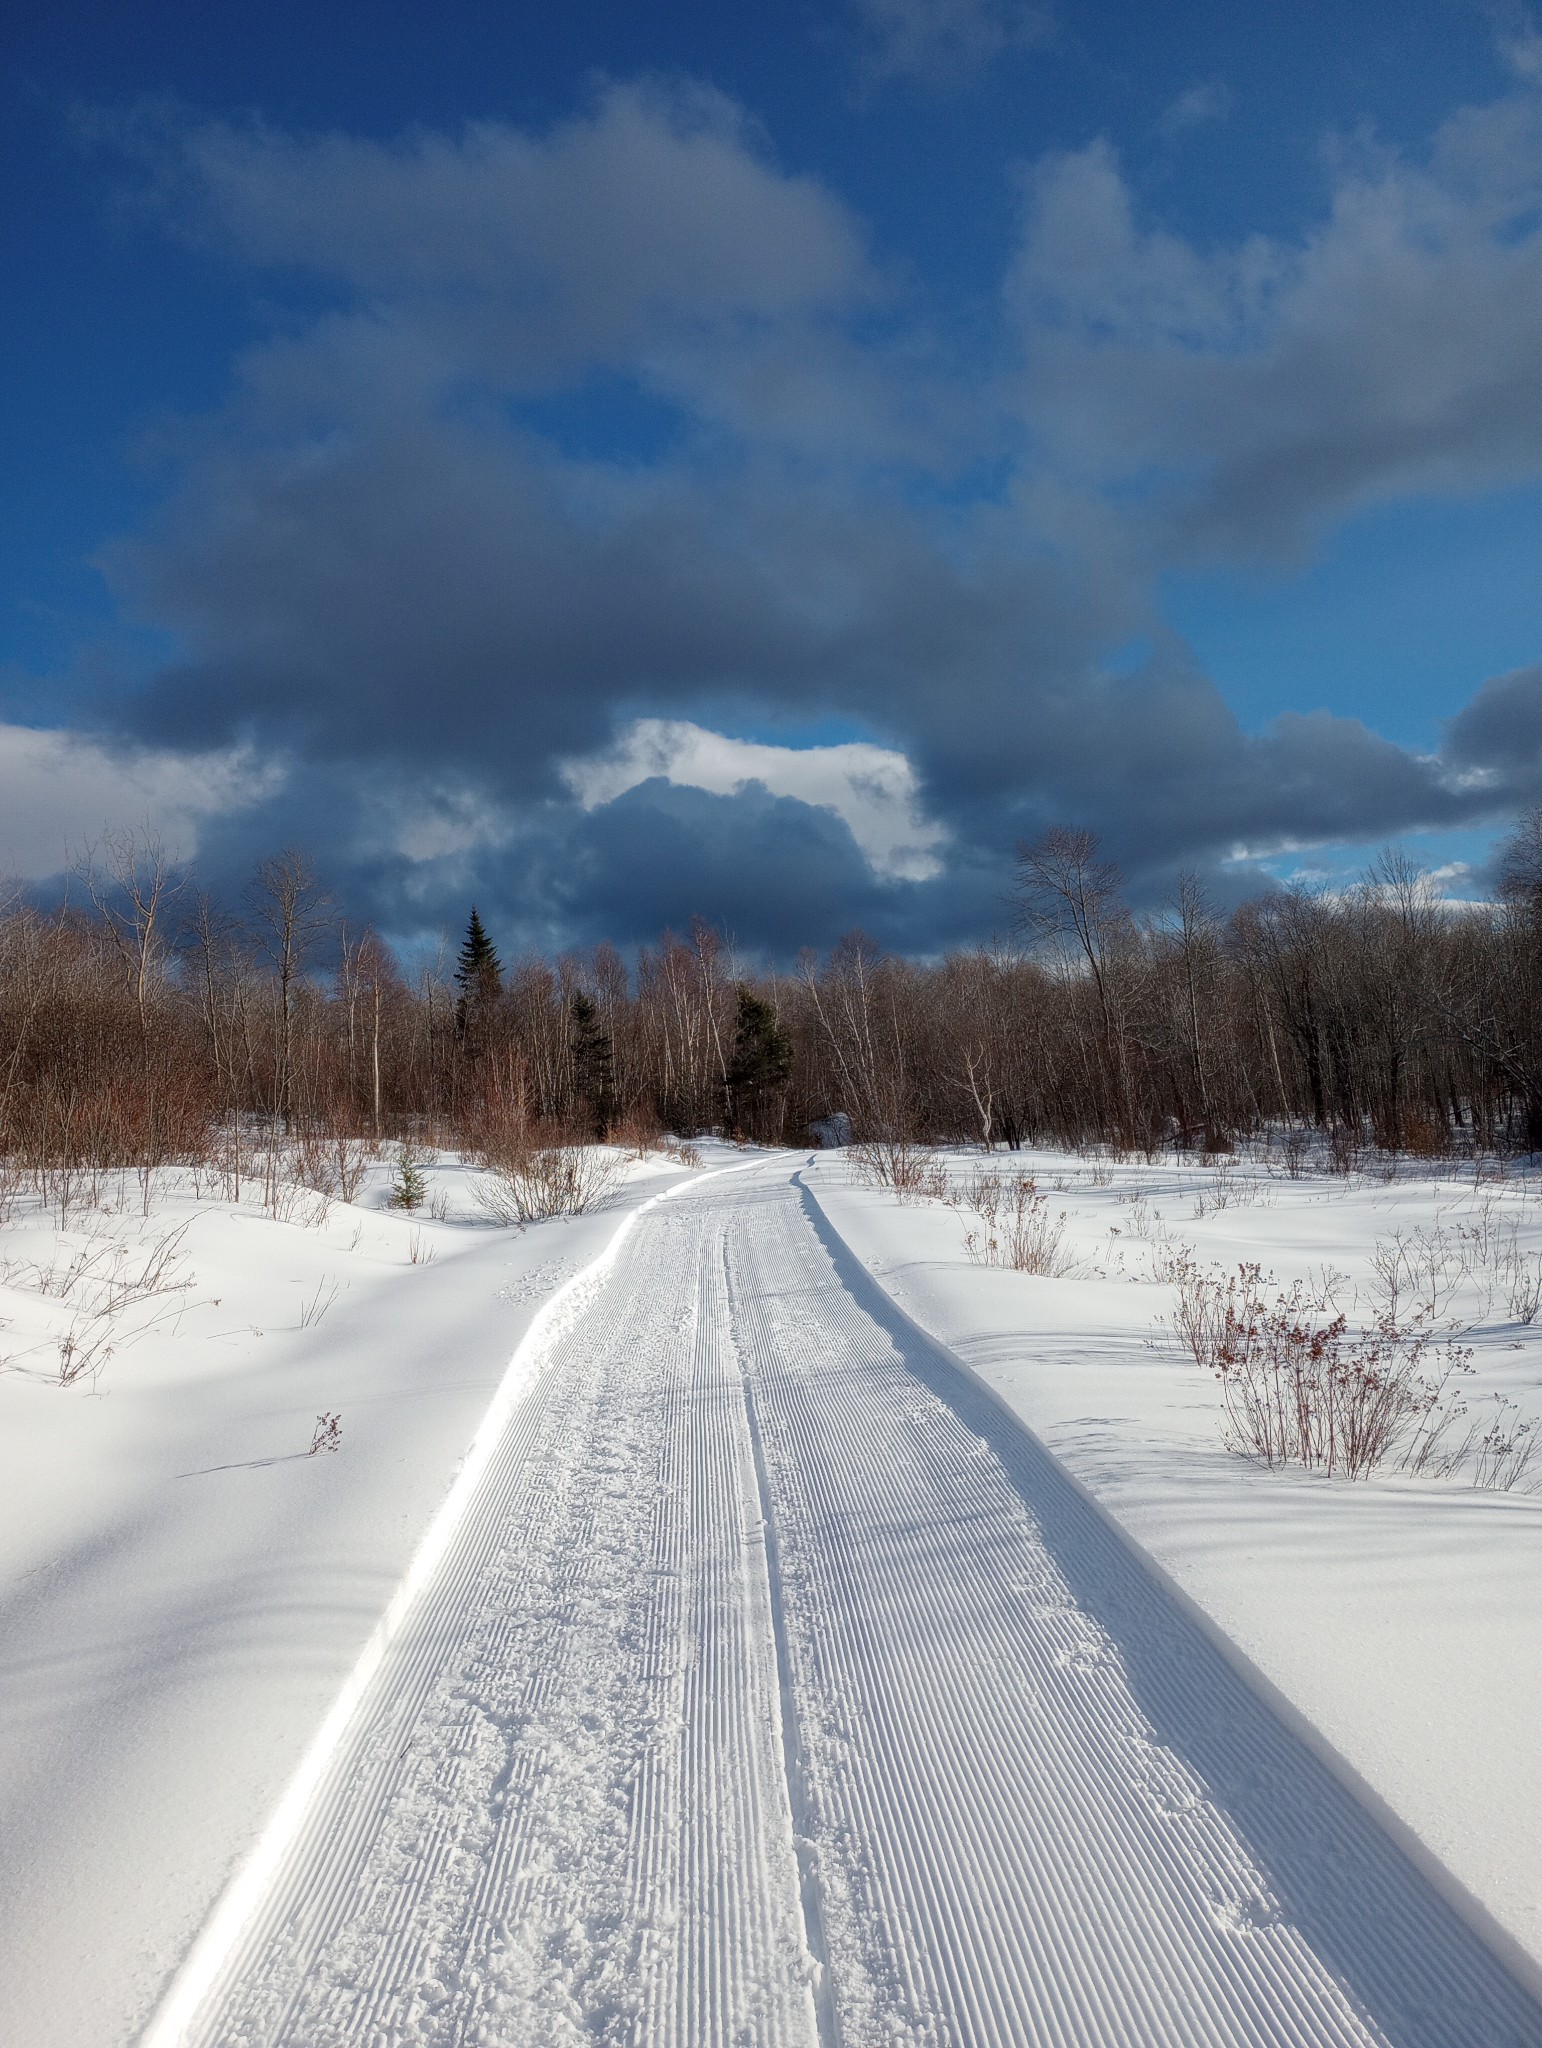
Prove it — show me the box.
[390,1141,429,1212]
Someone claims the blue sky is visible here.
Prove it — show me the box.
[4,0,1542,949]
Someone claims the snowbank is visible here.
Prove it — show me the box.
[802,1148,1542,1979]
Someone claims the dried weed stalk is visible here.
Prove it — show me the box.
[949,1167,1080,1277]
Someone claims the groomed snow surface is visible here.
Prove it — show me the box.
[2,1148,1541,2044]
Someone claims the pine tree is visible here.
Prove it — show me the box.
[454,908,503,1048]
[570,991,616,1136]
[726,987,793,1141]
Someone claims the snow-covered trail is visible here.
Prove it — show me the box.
[170,1168,1542,2047]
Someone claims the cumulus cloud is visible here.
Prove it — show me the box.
[53,76,1542,949]
[1443,662,1542,790]
[562,719,948,879]
[138,83,874,385]
[1010,94,1542,554]
[0,723,280,879]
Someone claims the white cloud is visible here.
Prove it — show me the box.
[849,0,1052,83]
[1495,4,1542,80]
[1157,82,1234,141]
[143,85,873,389]
[562,719,947,880]
[1009,96,1542,551]
[0,724,281,879]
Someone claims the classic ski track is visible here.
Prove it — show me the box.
[178,1169,1542,2047]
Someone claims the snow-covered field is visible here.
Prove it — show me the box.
[3,1143,1542,2045]
[805,1146,1542,1985]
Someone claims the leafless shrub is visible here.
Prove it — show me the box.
[1147,1238,1201,1287]
[849,1139,950,1202]
[1465,1397,1538,1490]
[1327,1122,1365,1176]
[12,1223,193,1317]
[474,1144,623,1225]
[1279,1127,1312,1179]
[608,1107,664,1158]
[1453,1196,1510,1269]
[327,1132,374,1203]
[949,1167,1080,1276]
[4,1222,194,1390]
[1305,1263,1352,1314]
[1192,1160,1259,1217]
[1505,1253,1542,1325]
[1164,1261,1475,1479]
[662,1136,704,1168]
[1368,1227,1466,1323]
[102,1224,193,1316]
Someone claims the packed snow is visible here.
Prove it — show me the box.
[804,1145,1542,1985]
[2,1144,1541,2045]
[0,1146,707,2048]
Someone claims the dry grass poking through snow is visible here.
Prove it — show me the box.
[846,1140,1542,1492]
[849,1145,1082,1275]
[0,1219,196,1387]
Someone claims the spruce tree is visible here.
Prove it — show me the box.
[726,987,793,1140]
[570,991,616,1136]
[454,908,503,1047]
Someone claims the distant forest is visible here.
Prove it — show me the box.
[6,812,1542,1191]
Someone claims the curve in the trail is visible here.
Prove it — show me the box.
[171,1168,1542,2048]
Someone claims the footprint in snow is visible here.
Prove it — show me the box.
[1211,1892,1282,1938]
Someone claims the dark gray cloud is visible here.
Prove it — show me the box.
[1445,662,1542,786]
[59,80,1542,949]
[544,779,938,953]
[177,766,1000,960]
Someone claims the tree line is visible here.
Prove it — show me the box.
[5,814,1542,1188]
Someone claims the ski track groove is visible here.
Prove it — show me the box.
[176,1170,1542,2048]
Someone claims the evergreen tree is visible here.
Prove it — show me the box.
[570,990,616,1135]
[726,986,794,1140]
[454,907,503,1047]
